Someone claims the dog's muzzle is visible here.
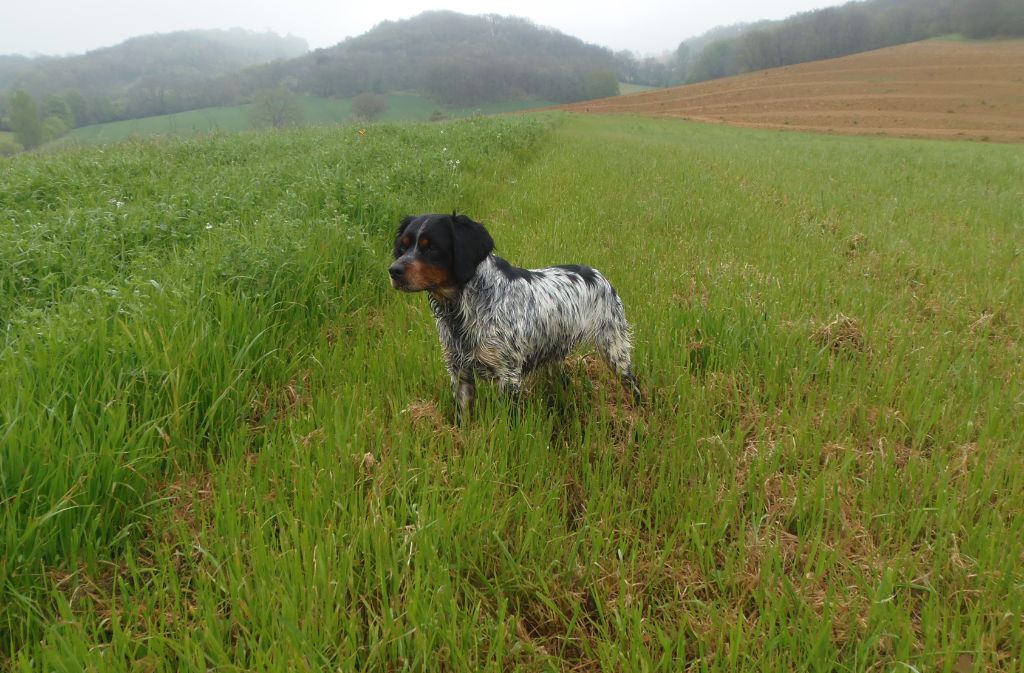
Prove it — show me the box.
[388,263,407,289]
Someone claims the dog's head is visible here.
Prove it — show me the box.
[389,212,494,296]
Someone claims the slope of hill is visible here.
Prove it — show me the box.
[563,39,1024,142]
[6,30,308,121]
[234,11,618,106]
[677,0,1024,85]
[0,55,48,89]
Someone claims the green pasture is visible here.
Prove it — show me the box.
[618,82,661,94]
[59,94,553,145]
[1,113,1021,671]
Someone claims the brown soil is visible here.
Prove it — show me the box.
[561,40,1024,142]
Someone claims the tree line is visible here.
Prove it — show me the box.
[680,0,1024,85]
[610,0,1024,89]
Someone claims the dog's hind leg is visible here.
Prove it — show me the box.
[496,368,525,409]
[594,320,644,405]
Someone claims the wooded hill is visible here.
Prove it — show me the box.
[3,30,308,124]
[678,0,1024,84]
[0,13,617,133]
[229,11,619,106]
[618,0,1024,88]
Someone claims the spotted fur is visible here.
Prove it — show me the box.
[389,213,642,416]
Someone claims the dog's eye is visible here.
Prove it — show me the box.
[419,238,431,251]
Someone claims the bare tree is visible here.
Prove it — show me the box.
[250,88,303,129]
[351,92,388,122]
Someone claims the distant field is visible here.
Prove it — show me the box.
[3,114,1022,671]
[565,39,1024,142]
[60,94,556,144]
[618,82,660,95]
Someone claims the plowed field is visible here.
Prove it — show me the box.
[563,39,1024,142]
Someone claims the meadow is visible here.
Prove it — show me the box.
[1,113,1022,672]
[58,94,556,145]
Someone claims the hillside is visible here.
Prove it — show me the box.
[563,39,1024,142]
[233,11,618,106]
[57,94,554,145]
[5,30,308,122]
[677,0,1024,85]
[0,55,48,90]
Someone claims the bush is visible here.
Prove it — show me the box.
[250,88,304,129]
[0,134,21,156]
[352,92,388,121]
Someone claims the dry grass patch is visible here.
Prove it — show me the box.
[812,314,868,354]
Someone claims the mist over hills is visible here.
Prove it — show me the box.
[0,13,618,129]
[2,29,308,122]
[2,0,1023,151]
[231,11,618,106]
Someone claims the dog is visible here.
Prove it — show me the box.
[389,212,642,416]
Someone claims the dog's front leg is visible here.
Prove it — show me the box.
[454,371,476,421]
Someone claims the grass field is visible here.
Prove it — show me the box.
[618,83,661,95]
[59,94,555,145]
[2,113,1022,671]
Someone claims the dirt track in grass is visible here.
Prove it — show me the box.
[561,40,1024,142]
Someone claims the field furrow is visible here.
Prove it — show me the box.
[563,39,1024,142]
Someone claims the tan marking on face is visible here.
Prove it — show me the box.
[403,259,454,292]
[418,237,431,251]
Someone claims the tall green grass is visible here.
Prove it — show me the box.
[2,113,1022,671]
[0,116,550,663]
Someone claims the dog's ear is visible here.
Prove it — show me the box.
[450,214,494,285]
[393,215,415,258]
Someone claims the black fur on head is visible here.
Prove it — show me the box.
[393,215,416,258]
[449,213,494,285]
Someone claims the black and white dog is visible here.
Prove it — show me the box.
[389,212,642,415]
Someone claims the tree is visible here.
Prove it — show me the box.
[249,88,303,129]
[689,40,739,83]
[44,95,75,128]
[0,134,21,156]
[583,70,619,100]
[42,116,70,142]
[9,90,43,149]
[352,92,388,121]
[671,43,691,85]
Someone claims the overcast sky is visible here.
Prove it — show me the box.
[4,0,849,58]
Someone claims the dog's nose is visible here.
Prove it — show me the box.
[388,264,404,279]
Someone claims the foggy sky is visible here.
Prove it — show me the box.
[3,0,850,58]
